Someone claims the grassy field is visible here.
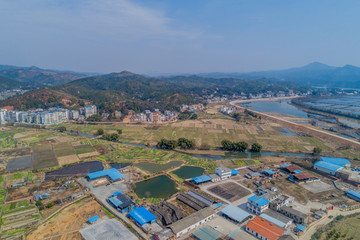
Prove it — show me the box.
[0,129,25,150]
[58,117,336,154]
[312,213,360,240]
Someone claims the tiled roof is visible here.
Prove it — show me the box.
[284,165,301,173]
[246,216,285,240]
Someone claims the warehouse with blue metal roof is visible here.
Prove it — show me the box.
[347,190,360,202]
[107,192,135,213]
[128,207,157,226]
[87,168,124,182]
[313,161,343,176]
[192,175,212,184]
[320,157,351,168]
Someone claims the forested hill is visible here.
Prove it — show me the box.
[0,76,23,90]
[0,71,310,112]
[0,65,94,87]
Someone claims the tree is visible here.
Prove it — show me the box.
[313,147,322,156]
[104,133,120,141]
[251,143,262,152]
[57,126,66,132]
[157,138,178,150]
[117,129,123,134]
[177,138,195,149]
[97,128,104,135]
[189,114,198,120]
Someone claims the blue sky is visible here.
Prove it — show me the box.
[0,0,359,74]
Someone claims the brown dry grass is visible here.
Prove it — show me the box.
[27,198,106,240]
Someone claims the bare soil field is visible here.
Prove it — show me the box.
[27,198,107,240]
[207,182,251,202]
[32,143,58,170]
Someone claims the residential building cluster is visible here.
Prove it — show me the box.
[123,109,177,123]
[180,103,204,112]
[0,89,28,100]
[0,105,97,125]
[220,105,245,115]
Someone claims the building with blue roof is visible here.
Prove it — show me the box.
[320,157,351,168]
[295,224,307,232]
[262,169,276,177]
[347,190,360,202]
[87,168,124,182]
[231,169,240,175]
[107,192,135,213]
[247,195,270,215]
[128,207,157,226]
[192,175,212,184]
[88,215,100,224]
[220,205,251,223]
[293,169,302,173]
[314,161,343,176]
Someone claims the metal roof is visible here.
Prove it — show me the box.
[320,157,350,167]
[88,215,100,223]
[231,169,240,175]
[192,175,212,183]
[293,170,302,173]
[108,193,134,209]
[169,207,215,234]
[192,225,223,240]
[296,224,307,232]
[248,195,270,206]
[87,168,124,181]
[314,161,343,172]
[228,229,258,240]
[260,213,287,228]
[221,205,250,223]
[263,169,275,175]
[128,207,157,226]
[280,164,290,168]
[347,190,360,200]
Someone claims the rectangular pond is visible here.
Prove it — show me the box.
[171,166,204,179]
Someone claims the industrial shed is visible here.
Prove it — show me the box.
[128,207,157,226]
[107,193,135,213]
[220,205,251,223]
[320,157,351,168]
[192,175,212,184]
[87,168,124,182]
[169,207,215,238]
[192,225,223,240]
[313,161,343,176]
[346,190,360,202]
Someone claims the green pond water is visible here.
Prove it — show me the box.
[135,175,178,199]
[135,161,182,173]
[171,166,204,179]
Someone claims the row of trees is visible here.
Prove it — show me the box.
[157,138,195,150]
[221,140,262,152]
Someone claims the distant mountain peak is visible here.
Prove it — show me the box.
[108,71,137,77]
[302,62,333,69]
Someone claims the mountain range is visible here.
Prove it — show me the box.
[199,62,360,88]
[0,70,306,112]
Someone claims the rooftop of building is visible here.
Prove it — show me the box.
[292,172,315,180]
[169,207,215,234]
[192,225,223,240]
[87,168,124,181]
[246,216,285,240]
[280,206,307,219]
[347,190,360,199]
[128,207,157,226]
[283,165,301,173]
[248,195,270,206]
[314,161,344,172]
[220,205,251,223]
[320,156,350,167]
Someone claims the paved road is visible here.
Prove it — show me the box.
[230,100,360,147]
[300,208,360,240]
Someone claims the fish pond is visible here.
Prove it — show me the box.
[171,166,204,179]
[135,161,182,173]
[135,175,178,199]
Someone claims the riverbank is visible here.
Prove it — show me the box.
[230,96,300,105]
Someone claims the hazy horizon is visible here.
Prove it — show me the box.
[1,0,359,74]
